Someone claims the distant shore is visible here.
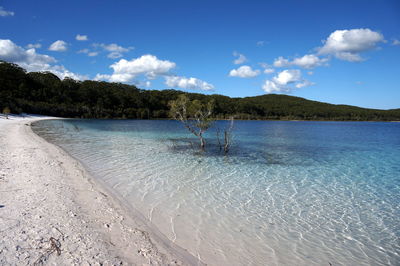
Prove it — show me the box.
[0,115,199,265]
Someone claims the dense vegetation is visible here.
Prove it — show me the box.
[1,61,399,121]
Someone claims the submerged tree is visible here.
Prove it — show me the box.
[169,94,214,150]
[216,116,234,154]
[223,117,234,153]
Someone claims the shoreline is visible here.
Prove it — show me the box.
[0,116,200,265]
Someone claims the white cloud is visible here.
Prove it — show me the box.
[233,51,247,64]
[318,28,384,61]
[273,54,328,69]
[262,80,282,93]
[259,63,274,74]
[49,40,68,52]
[229,65,260,78]
[274,69,301,85]
[291,54,328,69]
[96,54,213,90]
[273,56,290,67]
[93,43,134,58]
[307,71,313,75]
[392,39,400,46]
[100,43,132,52]
[0,39,56,66]
[107,52,123,59]
[78,49,98,57]
[97,54,176,83]
[76,34,88,41]
[94,73,111,81]
[26,43,42,49]
[334,52,363,62]
[0,39,87,80]
[165,76,214,91]
[262,69,313,93]
[0,6,14,17]
[264,68,274,74]
[295,80,315,88]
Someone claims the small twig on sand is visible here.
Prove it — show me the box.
[33,236,62,265]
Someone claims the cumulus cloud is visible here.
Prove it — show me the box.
[49,40,68,52]
[26,43,42,49]
[76,34,88,41]
[94,73,111,81]
[0,6,14,16]
[273,69,301,85]
[229,65,260,78]
[93,43,134,59]
[262,69,313,93]
[291,54,328,69]
[96,54,176,83]
[392,39,400,46]
[165,76,214,91]
[0,39,87,80]
[1,39,56,66]
[233,51,247,64]
[273,56,290,68]
[318,28,384,62]
[273,54,328,69]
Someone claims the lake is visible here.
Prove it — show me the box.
[32,119,400,265]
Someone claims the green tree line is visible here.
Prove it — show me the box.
[1,61,399,121]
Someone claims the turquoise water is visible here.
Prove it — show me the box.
[32,120,400,265]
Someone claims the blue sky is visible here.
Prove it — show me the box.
[1,0,399,109]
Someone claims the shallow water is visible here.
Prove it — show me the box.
[32,119,400,265]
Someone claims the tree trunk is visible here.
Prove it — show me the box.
[199,135,205,150]
[224,131,229,153]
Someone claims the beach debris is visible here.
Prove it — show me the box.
[33,227,64,265]
[33,237,62,265]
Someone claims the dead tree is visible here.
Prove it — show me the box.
[217,117,234,154]
[223,117,234,153]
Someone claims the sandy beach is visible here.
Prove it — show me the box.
[0,115,199,265]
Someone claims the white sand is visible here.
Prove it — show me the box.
[0,115,200,265]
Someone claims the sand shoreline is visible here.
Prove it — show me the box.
[0,116,200,265]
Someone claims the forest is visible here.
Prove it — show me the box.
[1,61,399,121]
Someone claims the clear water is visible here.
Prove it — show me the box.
[32,120,400,265]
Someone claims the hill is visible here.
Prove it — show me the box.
[1,61,399,121]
